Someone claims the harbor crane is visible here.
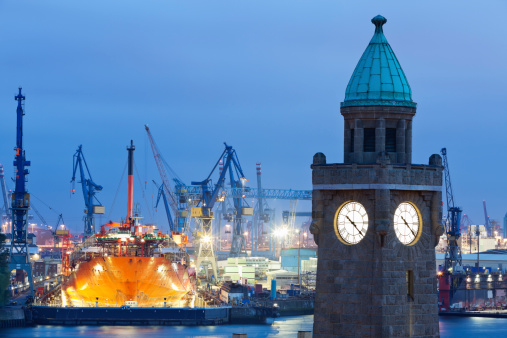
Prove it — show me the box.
[71,145,105,238]
[153,180,174,233]
[483,200,492,237]
[191,143,250,279]
[439,147,464,310]
[145,125,189,234]
[441,148,463,272]
[8,88,34,297]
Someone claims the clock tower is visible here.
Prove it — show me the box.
[311,15,443,337]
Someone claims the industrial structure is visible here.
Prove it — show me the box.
[441,148,463,273]
[71,145,105,238]
[0,163,10,226]
[190,143,250,279]
[438,148,464,310]
[8,88,35,297]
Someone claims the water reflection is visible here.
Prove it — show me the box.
[5,316,506,337]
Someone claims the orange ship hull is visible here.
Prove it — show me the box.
[62,256,193,307]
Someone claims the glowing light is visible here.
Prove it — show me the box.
[94,264,103,272]
[202,235,211,243]
[274,228,288,238]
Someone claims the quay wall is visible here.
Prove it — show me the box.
[258,299,314,316]
[0,308,26,328]
[32,306,230,326]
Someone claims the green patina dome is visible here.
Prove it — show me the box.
[341,15,416,108]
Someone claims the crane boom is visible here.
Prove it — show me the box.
[145,125,179,228]
[153,180,174,232]
[483,200,491,237]
[0,163,10,217]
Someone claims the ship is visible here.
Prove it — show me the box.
[61,140,195,307]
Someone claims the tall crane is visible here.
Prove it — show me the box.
[441,148,463,273]
[145,125,186,233]
[439,148,464,311]
[8,88,34,297]
[483,200,491,237]
[191,143,249,279]
[71,145,104,238]
[251,163,272,254]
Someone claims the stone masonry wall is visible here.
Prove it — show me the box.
[311,162,442,337]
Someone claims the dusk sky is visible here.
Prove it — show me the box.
[1,1,506,234]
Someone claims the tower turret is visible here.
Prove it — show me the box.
[342,15,416,164]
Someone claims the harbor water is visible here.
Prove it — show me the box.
[3,315,507,337]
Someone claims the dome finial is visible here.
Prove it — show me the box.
[371,15,387,33]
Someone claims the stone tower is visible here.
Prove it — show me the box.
[311,15,443,337]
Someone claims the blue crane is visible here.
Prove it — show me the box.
[441,148,463,273]
[8,88,34,297]
[192,143,249,258]
[153,180,174,233]
[190,143,248,280]
[71,145,104,238]
[145,125,187,234]
[483,200,491,237]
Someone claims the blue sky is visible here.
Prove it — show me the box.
[0,1,506,233]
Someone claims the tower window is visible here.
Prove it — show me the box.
[386,128,396,152]
[406,270,414,301]
[363,128,375,152]
[350,129,355,152]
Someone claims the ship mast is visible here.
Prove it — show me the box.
[126,140,135,225]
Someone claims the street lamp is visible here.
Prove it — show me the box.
[296,229,301,287]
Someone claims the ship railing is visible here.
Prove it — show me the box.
[69,235,97,264]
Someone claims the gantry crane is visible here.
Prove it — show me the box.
[191,143,250,279]
[71,145,104,238]
[183,182,312,256]
[439,148,464,310]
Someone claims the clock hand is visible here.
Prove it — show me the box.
[401,216,416,237]
[346,215,363,236]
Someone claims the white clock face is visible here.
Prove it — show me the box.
[394,202,421,245]
[334,201,368,245]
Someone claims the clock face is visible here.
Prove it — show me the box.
[394,202,421,245]
[334,201,368,245]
